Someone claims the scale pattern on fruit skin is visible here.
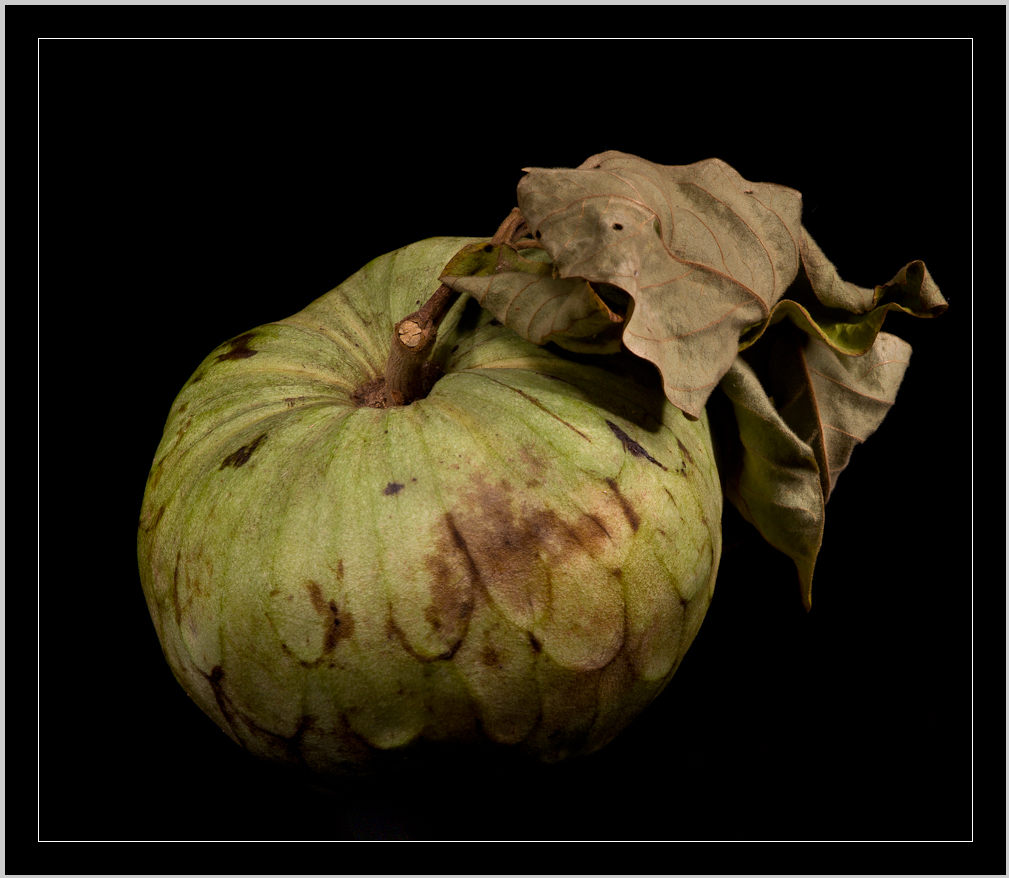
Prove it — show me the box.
[154,424,715,768]
[137,236,723,771]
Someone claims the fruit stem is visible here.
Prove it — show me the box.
[382,283,459,406]
[370,208,531,407]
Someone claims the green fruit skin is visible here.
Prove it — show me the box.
[137,237,722,773]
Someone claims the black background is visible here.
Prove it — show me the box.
[19,5,1002,874]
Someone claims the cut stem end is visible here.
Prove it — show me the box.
[353,283,460,408]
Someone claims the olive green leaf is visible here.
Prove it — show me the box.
[516,150,806,419]
[440,240,624,353]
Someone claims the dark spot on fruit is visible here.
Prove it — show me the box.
[482,244,494,253]
[606,420,667,470]
[612,223,623,231]
[323,602,353,653]
[534,229,542,239]
[205,664,319,756]
[489,318,502,327]
[605,477,640,532]
[220,433,267,469]
[215,332,259,362]
[482,645,501,667]
[384,482,404,496]
[305,580,353,652]
[141,503,166,534]
[528,632,542,653]
[201,665,243,736]
[305,581,327,613]
[676,438,695,469]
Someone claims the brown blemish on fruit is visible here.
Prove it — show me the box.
[384,482,405,496]
[606,420,667,470]
[305,580,353,653]
[220,433,267,469]
[422,522,475,646]
[518,444,549,479]
[140,502,166,534]
[431,477,612,623]
[171,551,183,626]
[203,664,242,737]
[444,513,480,582]
[528,632,543,653]
[482,645,501,668]
[387,615,461,661]
[147,458,165,492]
[203,665,318,760]
[585,513,612,541]
[215,332,259,362]
[676,438,694,470]
[605,477,640,532]
[424,564,475,633]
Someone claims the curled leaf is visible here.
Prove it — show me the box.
[517,150,805,418]
[798,230,947,318]
[779,329,912,500]
[440,241,624,352]
[719,326,914,605]
[753,230,949,356]
[718,356,824,608]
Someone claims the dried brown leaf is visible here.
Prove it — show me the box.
[517,150,805,418]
